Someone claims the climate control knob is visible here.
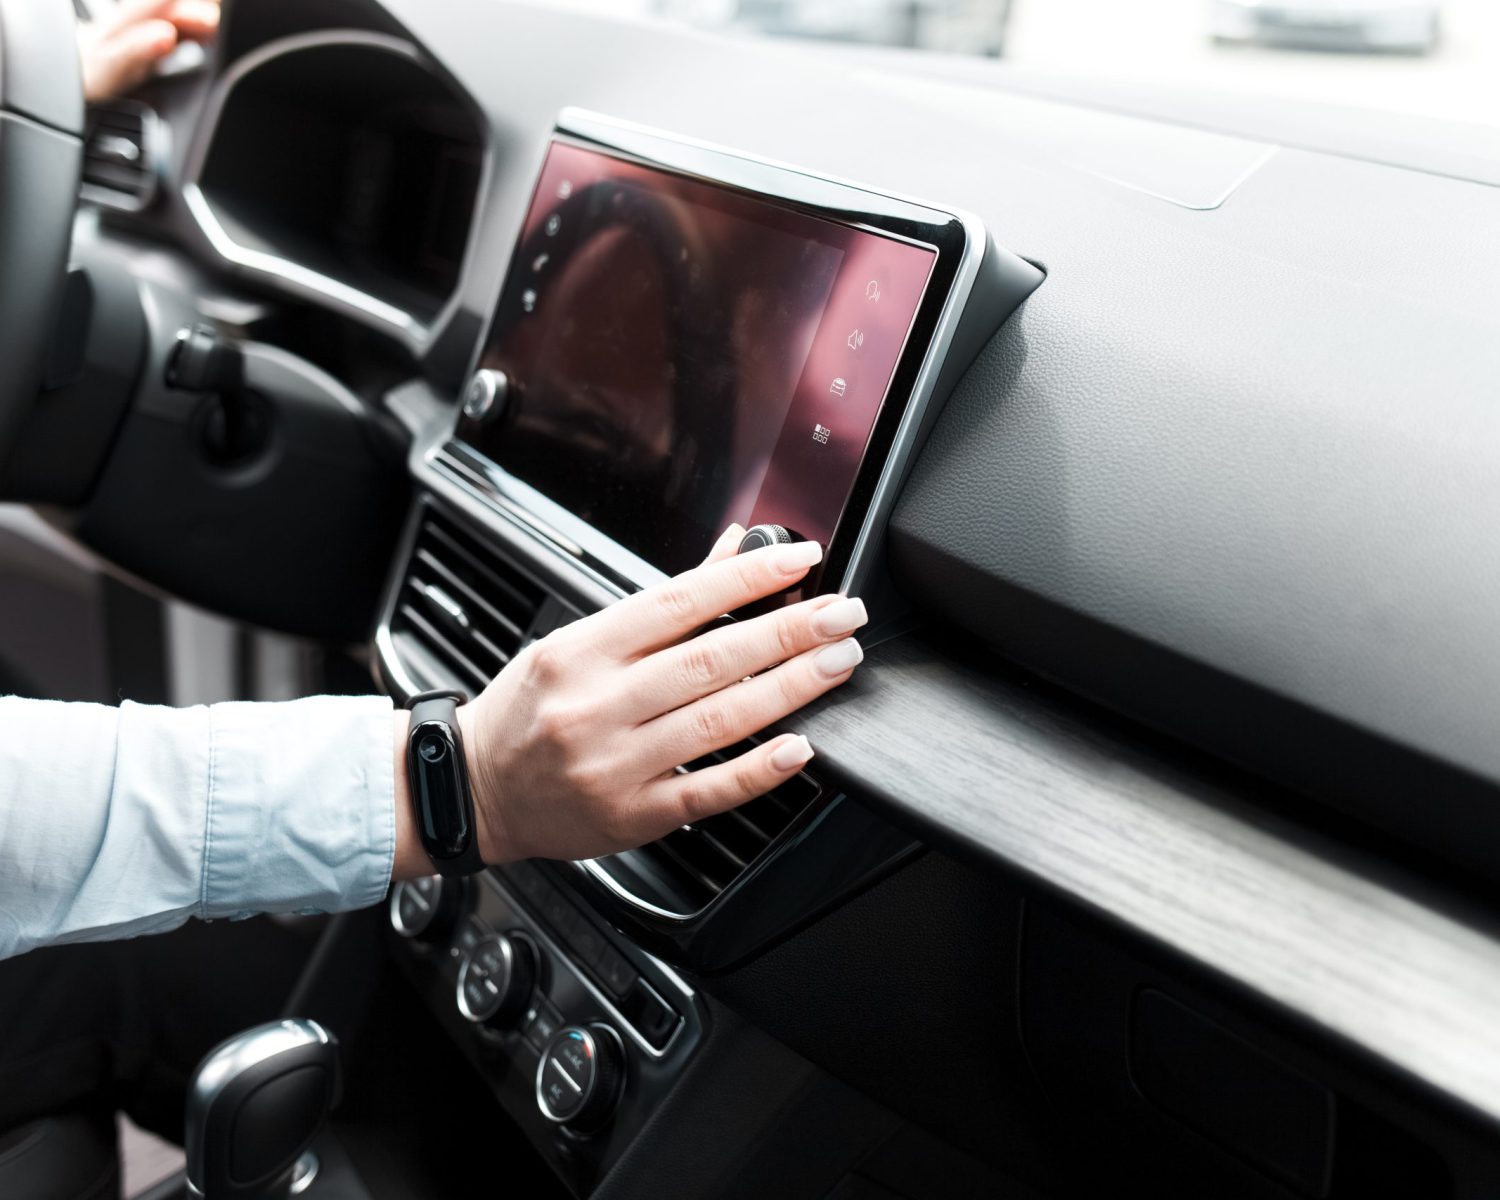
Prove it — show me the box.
[456,933,536,1029]
[536,1024,624,1131]
[388,875,464,944]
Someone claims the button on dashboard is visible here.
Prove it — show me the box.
[594,945,637,998]
[523,1000,564,1052]
[621,979,680,1051]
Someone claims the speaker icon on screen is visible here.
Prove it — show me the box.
[847,329,864,351]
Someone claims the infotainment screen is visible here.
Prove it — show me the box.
[455,134,941,580]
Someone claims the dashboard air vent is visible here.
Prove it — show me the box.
[81,101,160,211]
[389,509,545,695]
[604,744,824,915]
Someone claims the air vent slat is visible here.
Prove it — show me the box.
[403,580,509,676]
[613,746,825,913]
[413,547,525,643]
[653,832,734,903]
[705,806,777,856]
[389,506,545,699]
[422,522,540,626]
[684,821,751,872]
[396,604,490,694]
[80,100,157,212]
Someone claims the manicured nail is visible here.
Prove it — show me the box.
[769,734,814,772]
[814,638,863,677]
[770,539,823,575]
[812,596,868,638]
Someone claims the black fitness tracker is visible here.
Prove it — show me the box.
[405,689,484,877]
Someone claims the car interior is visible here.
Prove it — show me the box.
[1,0,1499,1196]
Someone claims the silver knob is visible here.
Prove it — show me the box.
[462,369,509,423]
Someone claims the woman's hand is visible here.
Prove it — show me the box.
[78,0,220,105]
[392,524,868,874]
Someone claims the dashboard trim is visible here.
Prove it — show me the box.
[795,634,1500,1130]
[179,29,493,349]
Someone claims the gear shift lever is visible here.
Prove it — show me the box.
[185,1019,341,1199]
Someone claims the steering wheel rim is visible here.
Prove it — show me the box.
[0,0,85,467]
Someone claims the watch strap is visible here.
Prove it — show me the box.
[405,689,484,876]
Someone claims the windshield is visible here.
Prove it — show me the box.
[542,0,1496,129]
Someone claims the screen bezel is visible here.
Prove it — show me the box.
[439,108,981,599]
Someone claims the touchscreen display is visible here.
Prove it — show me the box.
[461,140,936,577]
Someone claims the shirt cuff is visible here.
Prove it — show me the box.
[200,694,396,920]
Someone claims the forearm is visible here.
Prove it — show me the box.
[0,695,396,961]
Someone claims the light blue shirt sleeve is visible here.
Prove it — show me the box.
[0,694,396,960]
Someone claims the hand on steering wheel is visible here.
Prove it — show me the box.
[445,525,869,866]
[78,0,220,104]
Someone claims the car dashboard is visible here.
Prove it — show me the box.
[51,0,1500,1195]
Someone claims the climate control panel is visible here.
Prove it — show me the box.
[386,864,703,1194]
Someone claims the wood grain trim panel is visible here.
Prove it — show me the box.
[796,636,1500,1123]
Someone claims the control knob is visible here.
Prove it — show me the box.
[462,368,509,424]
[536,1024,625,1132]
[732,525,816,619]
[388,875,464,944]
[736,523,799,554]
[456,933,536,1029]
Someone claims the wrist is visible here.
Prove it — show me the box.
[457,702,512,866]
[391,700,510,880]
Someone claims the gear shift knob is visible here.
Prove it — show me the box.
[185,1019,341,1200]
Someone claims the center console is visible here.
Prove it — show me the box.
[373,110,1041,1192]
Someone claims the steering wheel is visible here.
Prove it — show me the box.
[0,0,86,464]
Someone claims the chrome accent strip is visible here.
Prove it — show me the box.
[374,624,428,702]
[840,208,986,598]
[288,1152,320,1196]
[183,182,421,336]
[575,858,691,923]
[419,581,470,628]
[179,30,494,349]
[431,447,654,597]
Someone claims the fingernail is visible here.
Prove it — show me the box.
[815,637,863,677]
[722,523,745,541]
[769,734,814,772]
[812,596,868,638]
[769,539,823,575]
